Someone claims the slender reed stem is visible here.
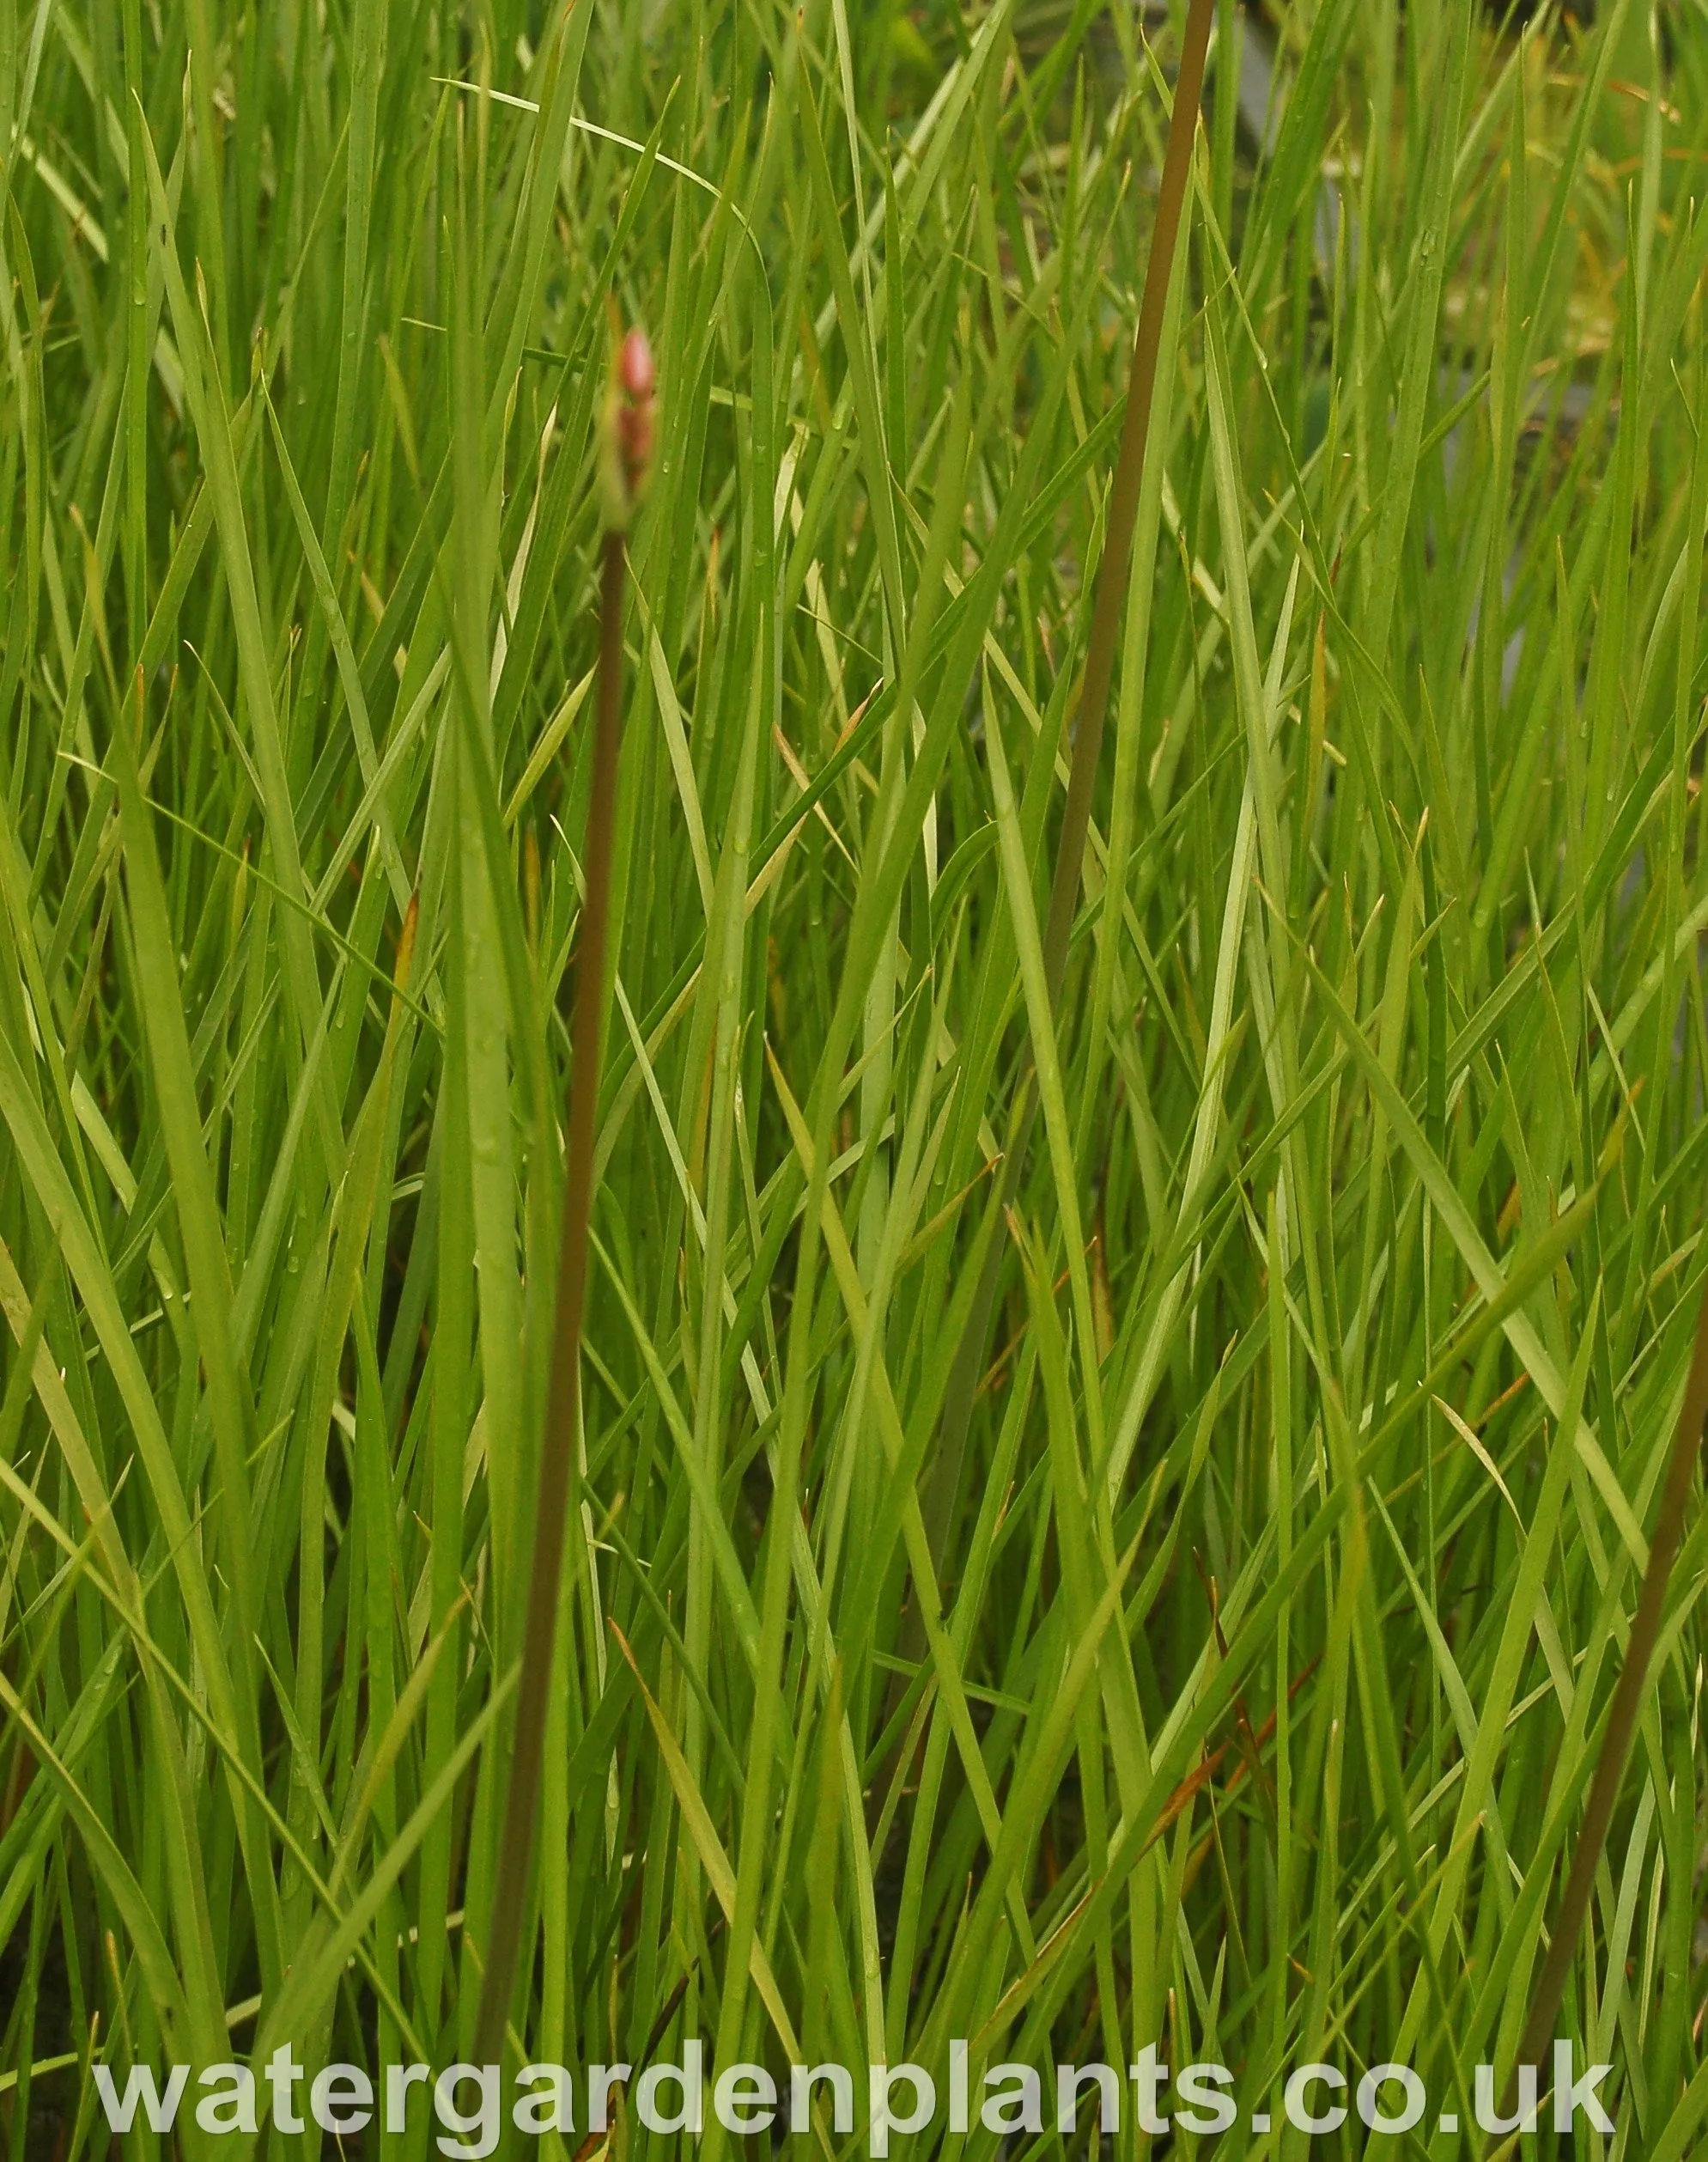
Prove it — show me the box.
[473,528,627,2066]
[923,0,1215,1560]
[1501,1269,1708,2123]
[1041,0,1213,996]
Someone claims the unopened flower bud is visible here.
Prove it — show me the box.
[599,326,657,531]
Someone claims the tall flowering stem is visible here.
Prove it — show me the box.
[1503,1268,1708,2122]
[475,330,655,2068]
[1042,0,1213,993]
[921,0,1215,1574]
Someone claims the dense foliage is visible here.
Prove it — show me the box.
[1,2,1705,2156]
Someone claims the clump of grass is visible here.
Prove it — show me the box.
[0,3,1706,2159]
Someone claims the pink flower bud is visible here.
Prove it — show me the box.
[618,328,655,404]
[599,325,657,532]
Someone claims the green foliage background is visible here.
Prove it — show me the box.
[0,0,1705,2155]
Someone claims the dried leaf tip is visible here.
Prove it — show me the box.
[393,892,420,996]
[599,326,657,533]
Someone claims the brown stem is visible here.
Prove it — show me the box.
[1041,0,1213,997]
[473,530,627,2067]
[1501,1268,1708,2124]
[921,0,1216,1567]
